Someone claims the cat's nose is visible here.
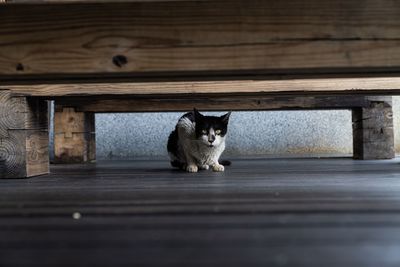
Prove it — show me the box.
[208,135,215,143]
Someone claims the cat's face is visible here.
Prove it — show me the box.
[193,109,231,148]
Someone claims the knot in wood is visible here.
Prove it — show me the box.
[112,55,128,68]
[16,63,24,71]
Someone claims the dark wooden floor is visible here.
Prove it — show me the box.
[2,158,400,267]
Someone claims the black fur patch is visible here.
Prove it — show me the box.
[167,128,179,163]
[181,111,195,122]
[193,108,230,139]
[167,111,195,168]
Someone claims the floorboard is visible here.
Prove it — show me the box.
[1,158,400,266]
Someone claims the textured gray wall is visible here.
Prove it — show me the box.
[96,110,353,160]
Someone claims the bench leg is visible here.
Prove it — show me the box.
[352,96,395,160]
[0,90,49,178]
[54,105,95,163]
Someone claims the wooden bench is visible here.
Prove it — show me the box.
[0,0,398,178]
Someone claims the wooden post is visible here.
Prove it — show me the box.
[54,105,95,163]
[0,90,49,178]
[352,96,395,160]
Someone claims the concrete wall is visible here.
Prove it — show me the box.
[96,110,353,160]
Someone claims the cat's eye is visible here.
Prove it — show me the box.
[215,129,222,135]
[201,130,207,135]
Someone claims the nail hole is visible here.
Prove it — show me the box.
[16,63,24,71]
[112,55,128,68]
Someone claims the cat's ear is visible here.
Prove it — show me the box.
[193,108,203,120]
[221,111,231,124]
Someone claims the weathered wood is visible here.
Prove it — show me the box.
[54,106,95,163]
[0,90,49,178]
[2,159,400,266]
[352,97,394,160]
[3,77,400,97]
[2,0,197,3]
[1,0,400,79]
[55,95,370,113]
[5,158,400,213]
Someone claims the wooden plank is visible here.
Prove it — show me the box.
[25,129,49,176]
[0,90,49,178]
[2,158,400,265]
[352,97,395,160]
[3,77,400,96]
[54,95,370,112]
[1,222,400,266]
[1,0,203,3]
[3,0,199,3]
[3,158,400,214]
[1,0,400,78]
[54,107,95,163]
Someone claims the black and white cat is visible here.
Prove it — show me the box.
[167,109,231,172]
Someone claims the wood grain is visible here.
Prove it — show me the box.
[2,159,400,266]
[26,129,50,176]
[54,95,371,113]
[54,107,95,163]
[1,0,400,78]
[3,77,400,96]
[0,90,49,178]
[352,97,394,160]
[3,0,199,3]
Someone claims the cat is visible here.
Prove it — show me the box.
[167,108,231,173]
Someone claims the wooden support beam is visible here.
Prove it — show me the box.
[0,90,49,178]
[54,106,95,163]
[55,95,371,113]
[4,77,400,97]
[352,97,395,160]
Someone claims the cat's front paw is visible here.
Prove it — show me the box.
[199,164,209,170]
[186,164,198,173]
[212,164,225,172]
